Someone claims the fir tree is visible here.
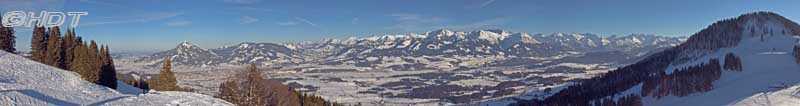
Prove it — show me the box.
[0,15,16,53]
[149,57,180,91]
[88,40,100,73]
[71,43,100,83]
[44,27,64,68]
[31,26,48,62]
[98,45,118,89]
[62,29,77,70]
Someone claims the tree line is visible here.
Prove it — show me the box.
[642,59,722,98]
[29,26,119,89]
[0,15,119,89]
[218,64,342,106]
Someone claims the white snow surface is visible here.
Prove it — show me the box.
[0,51,232,106]
[733,84,800,106]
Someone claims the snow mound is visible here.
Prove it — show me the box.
[0,51,232,105]
[733,84,800,106]
[102,91,231,106]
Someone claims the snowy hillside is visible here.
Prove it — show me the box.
[642,24,800,106]
[0,50,232,105]
[509,12,800,106]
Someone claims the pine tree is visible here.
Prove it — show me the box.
[31,26,48,62]
[0,15,16,53]
[149,57,180,91]
[62,29,77,70]
[44,27,64,68]
[218,80,242,104]
[98,45,118,89]
[88,40,100,73]
[71,43,100,83]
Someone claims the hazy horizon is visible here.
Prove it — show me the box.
[2,0,799,51]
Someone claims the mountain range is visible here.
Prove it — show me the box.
[135,30,685,69]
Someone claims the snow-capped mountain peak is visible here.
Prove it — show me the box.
[178,41,198,49]
[136,41,222,66]
[427,29,456,37]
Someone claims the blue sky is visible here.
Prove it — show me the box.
[2,0,800,51]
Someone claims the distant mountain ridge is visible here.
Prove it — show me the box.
[136,41,299,66]
[135,29,685,67]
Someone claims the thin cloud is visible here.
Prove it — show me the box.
[223,0,261,4]
[82,12,183,26]
[232,6,274,12]
[385,13,448,31]
[442,16,513,30]
[351,17,360,24]
[240,16,260,24]
[0,0,65,11]
[79,0,132,9]
[294,17,317,27]
[166,20,191,26]
[276,21,298,26]
[480,0,497,8]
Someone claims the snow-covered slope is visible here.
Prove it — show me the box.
[733,84,800,106]
[642,25,800,106]
[0,50,232,105]
[510,11,800,106]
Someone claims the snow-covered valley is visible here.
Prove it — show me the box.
[114,29,685,105]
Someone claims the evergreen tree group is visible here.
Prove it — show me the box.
[0,15,16,53]
[723,53,743,71]
[29,26,117,89]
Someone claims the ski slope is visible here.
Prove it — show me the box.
[0,51,232,105]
